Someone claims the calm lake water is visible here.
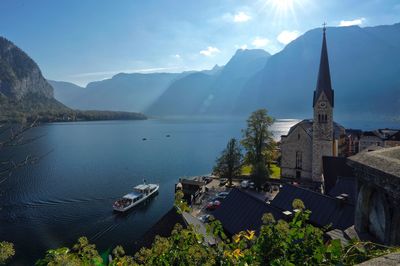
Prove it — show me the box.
[0,118,298,265]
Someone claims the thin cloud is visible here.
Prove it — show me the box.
[200,46,221,57]
[277,30,301,45]
[221,11,251,23]
[339,18,366,27]
[235,44,248,50]
[252,37,270,48]
[71,67,179,78]
[233,11,251,22]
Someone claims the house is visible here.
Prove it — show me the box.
[359,129,400,151]
[175,178,206,204]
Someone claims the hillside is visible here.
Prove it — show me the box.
[147,23,400,121]
[146,49,271,115]
[0,37,146,122]
[236,23,400,121]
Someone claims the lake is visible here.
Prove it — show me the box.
[0,118,298,264]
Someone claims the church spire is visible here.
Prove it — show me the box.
[313,24,334,107]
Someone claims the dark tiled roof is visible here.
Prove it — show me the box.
[132,207,186,252]
[213,188,283,236]
[327,176,356,205]
[286,120,345,140]
[313,29,334,108]
[388,131,400,141]
[322,156,354,193]
[362,131,379,137]
[270,184,354,230]
[180,179,205,186]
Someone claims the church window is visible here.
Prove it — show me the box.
[298,133,300,140]
[296,151,302,169]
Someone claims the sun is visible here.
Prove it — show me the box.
[269,0,295,12]
[260,0,307,24]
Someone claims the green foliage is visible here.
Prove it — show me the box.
[241,109,276,187]
[134,224,217,266]
[213,138,243,186]
[35,237,103,266]
[241,109,275,165]
[174,190,190,214]
[0,241,15,265]
[34,201,400,266]
[0,93,146,123]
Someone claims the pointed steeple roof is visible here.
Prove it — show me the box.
[313,26,334,107]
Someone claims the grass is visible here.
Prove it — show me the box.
[269,163,281,179]
[241,163,281,179]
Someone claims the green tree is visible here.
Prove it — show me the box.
[213,138,243,186]
[241,109,275,187]
[0,241,15,265]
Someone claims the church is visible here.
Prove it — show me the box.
[280,27,346,184]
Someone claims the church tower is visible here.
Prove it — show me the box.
[312,25,334,182]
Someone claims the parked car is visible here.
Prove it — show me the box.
[219,178,228,186]
[241,180,250,188]
[249,182,255,189]
[203,176,213,184]
[206,200,221,211]
[198,214,211,223]
[215,191,230,199]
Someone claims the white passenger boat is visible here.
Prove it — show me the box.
[113,182,159,212]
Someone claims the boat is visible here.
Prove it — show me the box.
[113,182,159,212]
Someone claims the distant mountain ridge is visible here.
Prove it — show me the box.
[146,49,271,115]
[51,23,400,122]
[148,23,400,121]
[0,37,145,122]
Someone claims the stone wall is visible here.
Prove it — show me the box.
[281,123,312,179]
[348,147,400,245]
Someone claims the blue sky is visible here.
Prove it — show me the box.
[1,0,399,86]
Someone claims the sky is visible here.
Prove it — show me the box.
[1,0,399,86]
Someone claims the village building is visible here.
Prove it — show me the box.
[280,27,346,184]
[359,129,400,151]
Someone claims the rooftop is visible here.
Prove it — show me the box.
[348,146,400,178]
[270,184,354,230]
[213,188,283,236]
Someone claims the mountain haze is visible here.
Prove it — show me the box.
[236,23,400,120]
[148,23,400,121]
[51,73,187,112]
[49,23,400,122]
[147,49,271,116]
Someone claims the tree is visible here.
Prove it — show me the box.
[213,138,242,186]
[0,241,15,265]
[241,109,275,187]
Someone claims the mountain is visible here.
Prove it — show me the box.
[0,37,146,122]
[236,23,400,121]
[147,49,271,116]
[0,36,70,121]
[48,80,85,109]
[147,23,400,122]
[50,72,186,112]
